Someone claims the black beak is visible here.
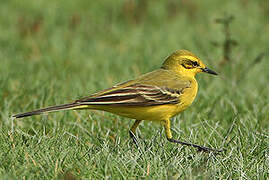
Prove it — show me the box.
[201,67,218,75]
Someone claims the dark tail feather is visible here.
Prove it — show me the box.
[13,103,79,119]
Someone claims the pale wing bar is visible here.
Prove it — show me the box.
[76,84,182,106]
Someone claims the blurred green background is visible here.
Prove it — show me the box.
[0,0,268,179]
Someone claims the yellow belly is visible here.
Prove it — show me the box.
[89,86,197,122]
[79,78,198,122]
[93,105,180,121]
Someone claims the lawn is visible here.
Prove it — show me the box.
[0,0,268,179]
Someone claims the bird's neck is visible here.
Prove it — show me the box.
[175,70,197,79]
[161,66,197,79]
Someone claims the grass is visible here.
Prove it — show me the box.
[0,0,268,179]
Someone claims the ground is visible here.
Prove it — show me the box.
[0,0,268,179]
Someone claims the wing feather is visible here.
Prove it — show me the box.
[75,84,182,106]
[75,69,191,107]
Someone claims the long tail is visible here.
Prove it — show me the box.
[13,103,83,119]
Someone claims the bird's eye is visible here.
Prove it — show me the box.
[181,59,199,69]
[192,61,199,67]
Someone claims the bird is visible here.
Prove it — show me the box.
[13,50,221,152]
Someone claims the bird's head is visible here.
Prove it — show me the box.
[161,50,217,77]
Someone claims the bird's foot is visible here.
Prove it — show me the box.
[167,138,224,154]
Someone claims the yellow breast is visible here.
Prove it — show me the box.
[90,78,198,122]
[175,78,198,115]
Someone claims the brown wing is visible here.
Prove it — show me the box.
[75,84,182,106]
[75,69,191,106]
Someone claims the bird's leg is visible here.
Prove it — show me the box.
[129,120,142,148]
[162,119,223,153]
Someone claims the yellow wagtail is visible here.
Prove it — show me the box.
[13,50,221,152]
